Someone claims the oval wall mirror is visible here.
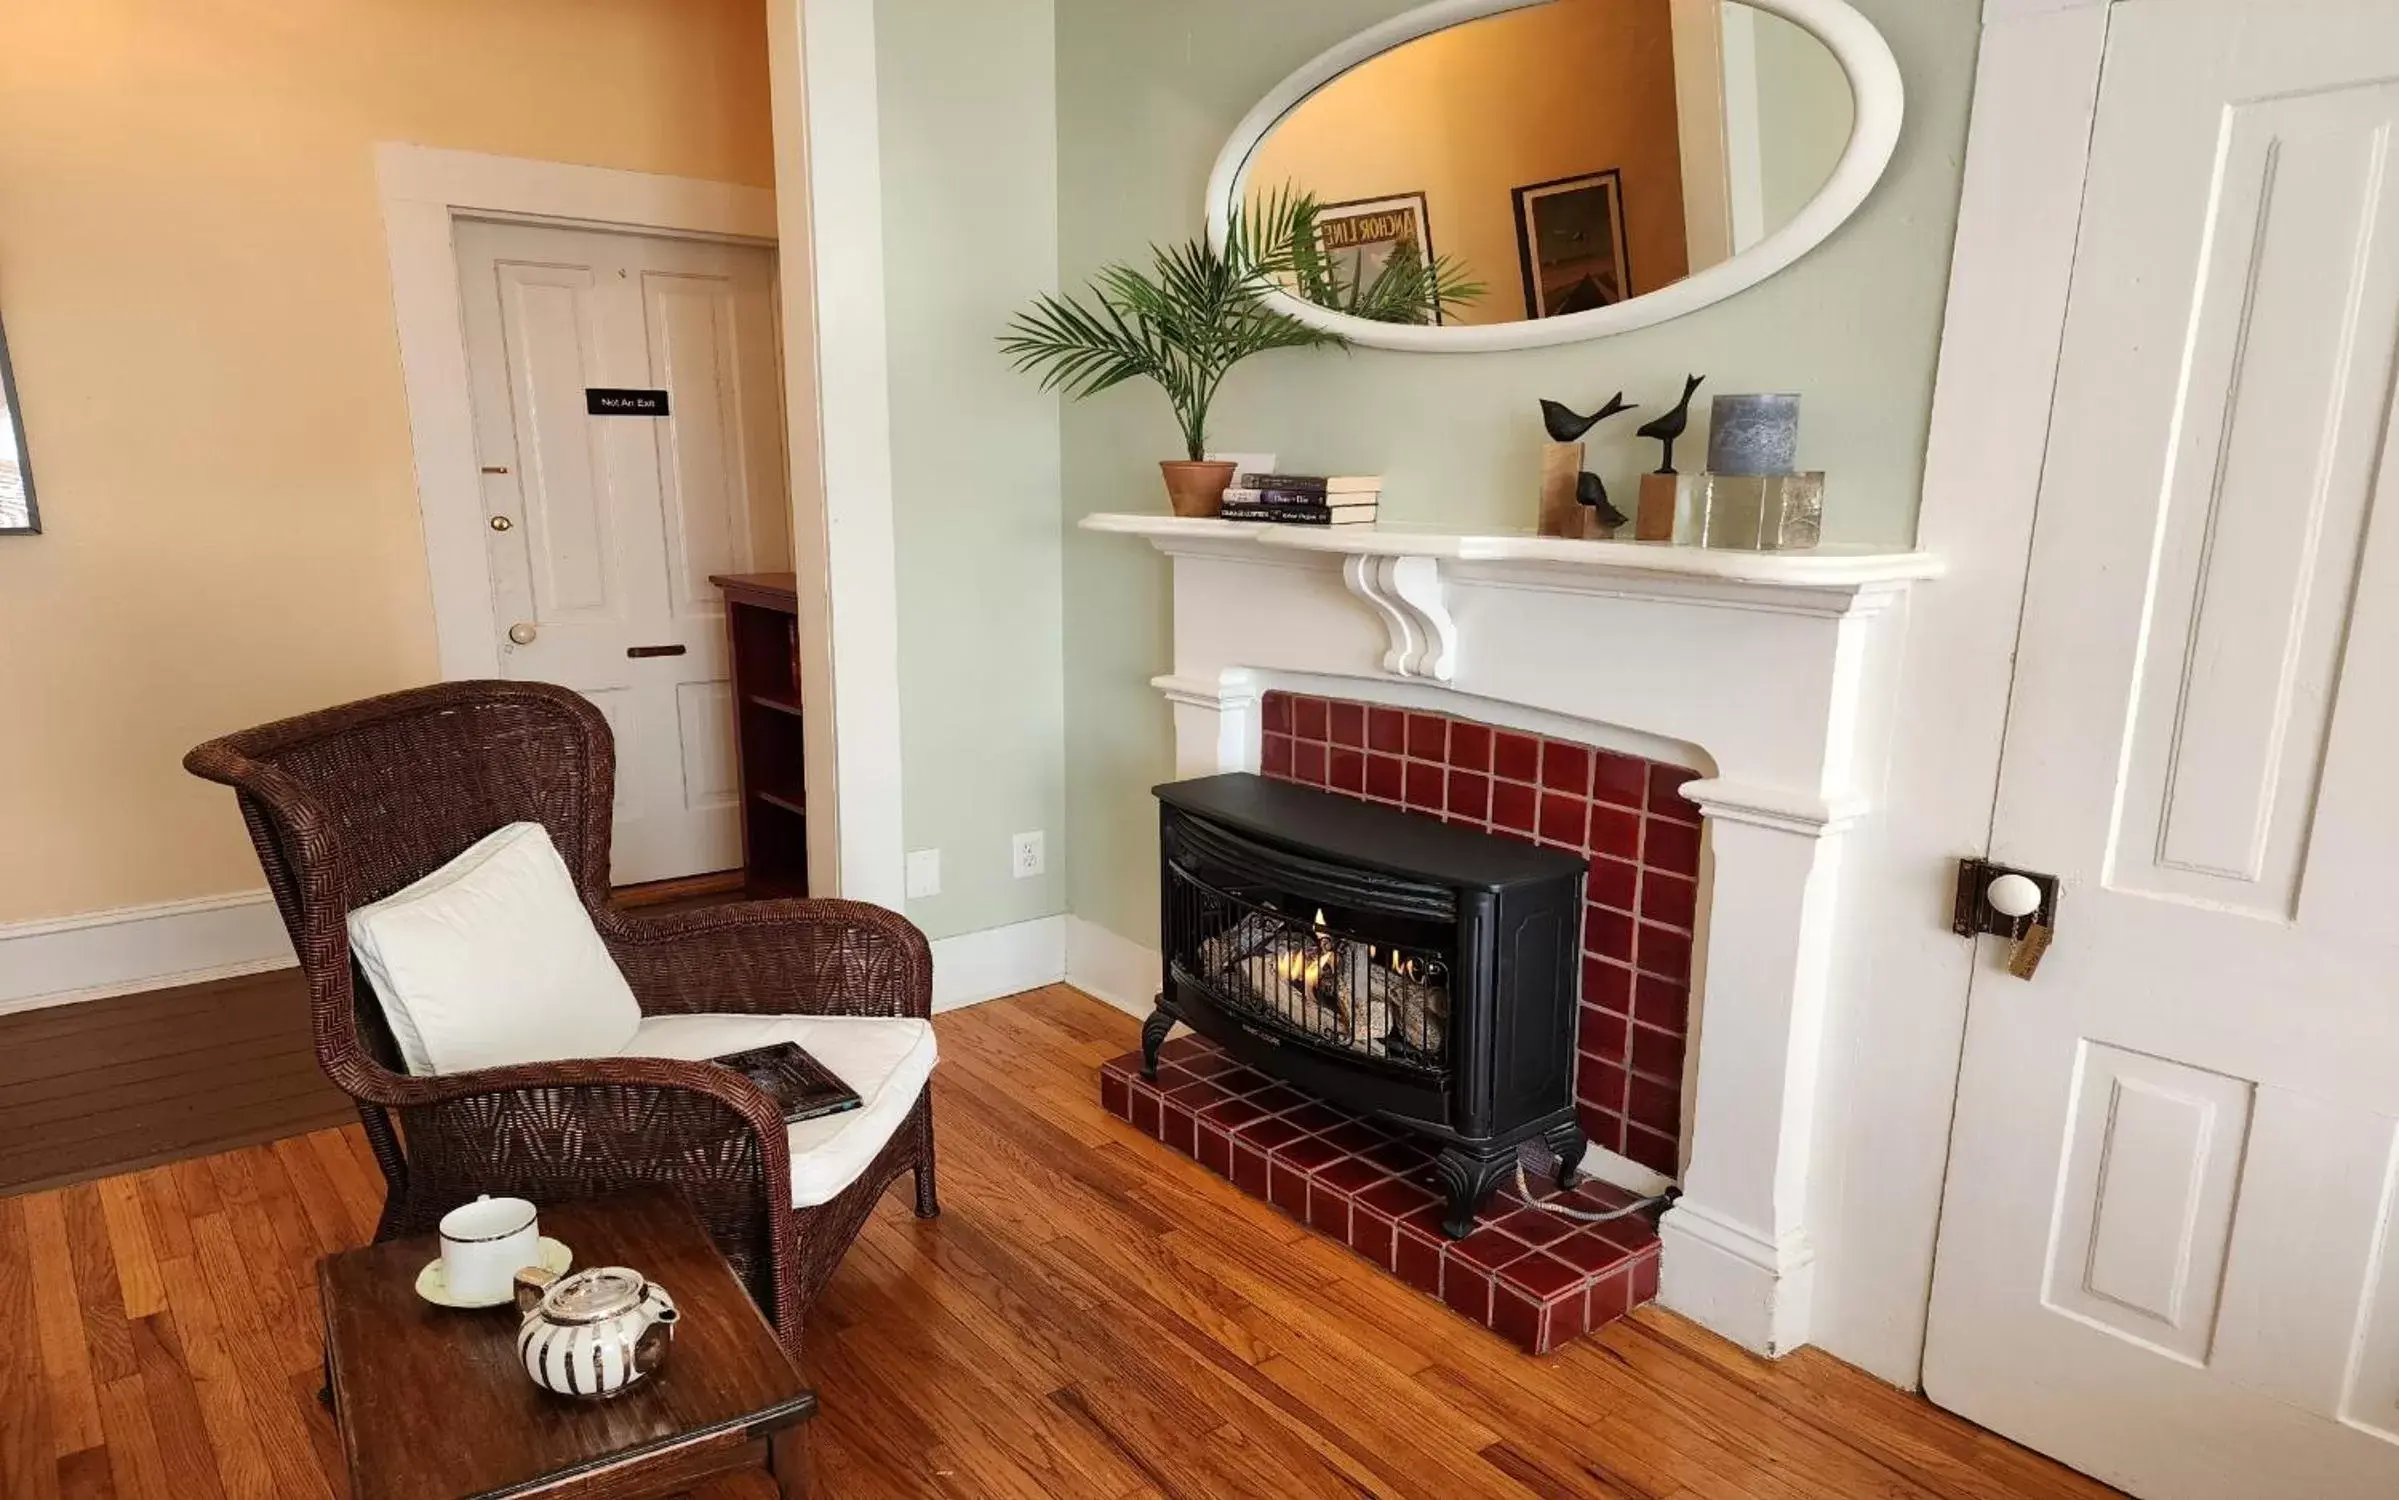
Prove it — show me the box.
[1206,0,1902,353]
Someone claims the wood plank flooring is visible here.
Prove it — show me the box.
[0,970,352,1197]
[0,985,2121,1499]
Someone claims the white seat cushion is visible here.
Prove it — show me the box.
[346,822,643,1076]
[621,1013,937,1209]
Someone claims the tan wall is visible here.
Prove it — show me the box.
[1248,0,1687,326]
[0,0,774,923]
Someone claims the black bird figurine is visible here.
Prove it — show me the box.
[1577,471,1628,534]
[1635,374,1706,474]
[1541,392,1638,444]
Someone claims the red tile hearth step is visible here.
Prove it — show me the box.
[1101,1035,1661,1356]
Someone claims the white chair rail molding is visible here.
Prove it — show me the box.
[1082,512,1942,1357]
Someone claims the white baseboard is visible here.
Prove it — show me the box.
[0,891,297,1015]
[1658,1197,1818,1358]
[1064,917,1158,1020]
[0,893,1074,1021]
[929,914,1067,1013]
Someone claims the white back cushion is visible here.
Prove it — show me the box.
[346,821,642,1076]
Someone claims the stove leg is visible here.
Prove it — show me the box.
[1544,1120,1590,1191]
[1433,1146,1515,1240]
[1139,1003,1176,1080]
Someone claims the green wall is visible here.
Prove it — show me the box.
[1755,9,1859,233]
[879,0,1066,940]
[1057,0,1984,949]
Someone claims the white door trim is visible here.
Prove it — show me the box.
[376,145,778,684]
[764,0,908,909]
[1800,0,2115,1385]
[377,113,908,908]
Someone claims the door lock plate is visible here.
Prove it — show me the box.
[1952,858,2060,940]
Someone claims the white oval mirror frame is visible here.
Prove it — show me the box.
[1205,0,1904,354]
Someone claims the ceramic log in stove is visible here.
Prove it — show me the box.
[1147,773,1588,1238]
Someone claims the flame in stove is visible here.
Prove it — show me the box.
[1272,910,1336,1003]
[1277,946,1327,999]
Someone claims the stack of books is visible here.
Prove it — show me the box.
[1219,474,1380,527]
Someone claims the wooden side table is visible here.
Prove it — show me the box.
[320,1191,814,1500]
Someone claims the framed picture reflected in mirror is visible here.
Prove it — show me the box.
[1313,192,1447,326]
[0,313,37,536]
[1512,169,1631,321]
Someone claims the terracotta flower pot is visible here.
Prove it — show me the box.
[1160,460,1238,519]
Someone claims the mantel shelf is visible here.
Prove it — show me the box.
[1078,513,1945,590]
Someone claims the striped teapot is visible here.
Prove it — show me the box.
[512,1264,679,1400]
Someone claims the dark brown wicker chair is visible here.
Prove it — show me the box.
[184,679,935,1358]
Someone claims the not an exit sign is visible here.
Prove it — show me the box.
[585,388,671,416]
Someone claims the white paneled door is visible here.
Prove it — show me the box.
[454,218,788,886]
[1925,4,2399,1496]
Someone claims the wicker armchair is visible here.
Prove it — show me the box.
[184,679,935,1356]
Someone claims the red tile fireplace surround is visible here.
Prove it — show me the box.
[1259,689,1701,1178]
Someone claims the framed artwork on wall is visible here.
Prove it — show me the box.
[0,312,36,536]
[1312,192,1447,325]
[1512,170,1632,321]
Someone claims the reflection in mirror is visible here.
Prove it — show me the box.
[0,313,36,535]
[1277,189,1487,327]
[1247,0,1855,330]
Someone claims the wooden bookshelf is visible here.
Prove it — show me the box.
[711,572,811,898]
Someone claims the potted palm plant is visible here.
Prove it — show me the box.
[1001,190,1480,518]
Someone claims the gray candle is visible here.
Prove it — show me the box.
[1706,394,1801,476]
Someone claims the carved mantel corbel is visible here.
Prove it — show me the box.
[1341,554,1456,682]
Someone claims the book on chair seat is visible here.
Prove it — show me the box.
[709,1043,863,1123]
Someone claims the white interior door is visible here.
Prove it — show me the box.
[454,218,789,886]
[1925,4,2399,1496]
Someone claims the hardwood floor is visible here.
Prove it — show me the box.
[0,985,2120,1499]
[0,970,350,1197]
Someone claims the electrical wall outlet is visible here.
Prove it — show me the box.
[1011,831,1046,880]
[905,848,941,899]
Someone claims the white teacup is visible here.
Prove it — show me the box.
[439,1195,540,1306]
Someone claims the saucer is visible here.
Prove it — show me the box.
[415,1237,573,1309]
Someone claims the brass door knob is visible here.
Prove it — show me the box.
[489,515,515,532]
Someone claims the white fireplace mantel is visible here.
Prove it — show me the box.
[1080,514,1942,587]
[1083,513,1944,1357]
